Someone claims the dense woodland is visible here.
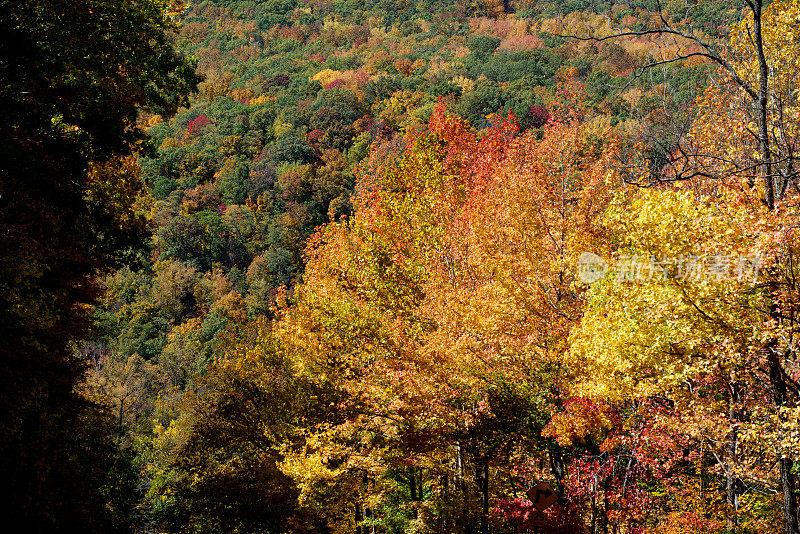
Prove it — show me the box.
[3,0,800,532]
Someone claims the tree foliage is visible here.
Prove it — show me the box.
[0,0,197,530]
[29,0,800,533]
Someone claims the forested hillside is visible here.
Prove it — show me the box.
[4,0,800,533]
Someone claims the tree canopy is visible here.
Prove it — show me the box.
[0,0,198,530]
[8,0,800,533]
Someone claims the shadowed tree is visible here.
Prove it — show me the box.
[0,0,198,530]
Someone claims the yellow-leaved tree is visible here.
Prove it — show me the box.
[568,1,800,532]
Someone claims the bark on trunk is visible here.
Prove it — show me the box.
[476,461,489,534]
[752,2,799,530]
[726,378,741,534]
[769,342,800,534]
[549,447,566,498]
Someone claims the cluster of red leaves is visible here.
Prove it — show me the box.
[493,498,583,534]
[324,78,346,89]
[187,113,210,134]
[529,104,550,128]
[307,128,325,145]
[564,449,658,533]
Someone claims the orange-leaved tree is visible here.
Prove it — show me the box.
[274,103,618,533]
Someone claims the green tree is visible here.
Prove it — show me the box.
[0,0,198,530]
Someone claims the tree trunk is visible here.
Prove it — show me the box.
[549,447,566,497]
[752,0,774,210]
[780,457,800,534]
[409,467,420,519]
[769,343,800,534]
[751,2,799,530]
[355,501,363,534]
[476,461,489,534]
[726,378,741,534]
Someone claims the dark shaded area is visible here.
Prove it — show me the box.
[0,1,197,530]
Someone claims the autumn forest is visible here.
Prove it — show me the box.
[2,0,800,533]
